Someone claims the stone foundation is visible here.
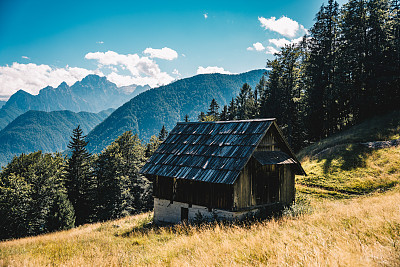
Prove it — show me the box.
[153,198,258,224]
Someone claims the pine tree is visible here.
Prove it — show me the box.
[388,0,400,109]
[236,83,257,119]
[198,112,206,121]
[256,75,269,117]
[367,0,392,113]
[339,0,369,122]
[95,131,151,220]
[227,98,237,120]
[184,114,190,122]
[306,0,341,139]
[158,125,168,141]
[207,99,220,118]
[145,135,161,158]
[265,44,307,150]
[65,125,95,225]
[219,105,229,121]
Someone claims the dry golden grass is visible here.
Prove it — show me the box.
[1,187,400,266]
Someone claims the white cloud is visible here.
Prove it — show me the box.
[197,66,232,75]
[105,72,160,87]
[204,13,208,19]
[0,62,98,97]
[258,16,306,38]
[21,56,30,59]
[172,69,181,76]
[85,50,174,87]
[290,36,304,45]
[143,47,178,60]
[269,38,291,48]
[97,41,104,44]
[265,46,280,55]
[247,42,265,51]
[0,49,177,99]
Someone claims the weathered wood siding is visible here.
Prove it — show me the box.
[279,165,295,204]
[232,130,296,209]
[255,130,279,152]
[234,160,279,209]
[154,175,233,210]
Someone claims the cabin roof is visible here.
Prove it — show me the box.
[252,151,297,165]
[140,119,305,184]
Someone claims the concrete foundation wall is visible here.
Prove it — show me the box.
[154,198,257,224]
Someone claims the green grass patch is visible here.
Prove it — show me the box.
[297,111,400,199]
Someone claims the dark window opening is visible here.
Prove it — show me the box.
[181,207,189,222]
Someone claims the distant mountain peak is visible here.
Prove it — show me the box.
[80,74,108,84]
[8,89,32,100]
[58,81,68,88]
[0,73,137,131]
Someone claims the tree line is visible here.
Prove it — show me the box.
[0,126,163,240]
[199,0,400,151]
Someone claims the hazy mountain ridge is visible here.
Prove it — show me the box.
[0,75,149,130]
[0,101,5,108]
[0,108,114,166]
[86,69,267,153]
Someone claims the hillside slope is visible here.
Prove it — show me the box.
[298,110,400,198]
[1,188,399,266]
[0,75,139,130]
[0,109,113,166]
[1,111,399,266]
[86,69,267,153]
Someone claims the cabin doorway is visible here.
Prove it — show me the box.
[254,164,280,204]
[269,170,279,202]
[181,207,188,222]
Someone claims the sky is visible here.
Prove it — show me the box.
[0,0,347,100]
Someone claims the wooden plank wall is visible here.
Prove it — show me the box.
[255,131,279,152]
[233,130,296,209]
[154,175,233,210]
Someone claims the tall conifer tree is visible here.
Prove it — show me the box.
[65,125,95,225]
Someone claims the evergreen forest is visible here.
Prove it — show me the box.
[199,0,400,151]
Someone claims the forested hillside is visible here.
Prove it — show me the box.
[86,69,267,153]
[0,109,113,166]
[196,0,400,152]
[0,75,139,130]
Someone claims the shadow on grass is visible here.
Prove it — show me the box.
[320,144,372,174]
[118,202,311,238]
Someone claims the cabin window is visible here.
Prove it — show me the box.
[181,207,188,222]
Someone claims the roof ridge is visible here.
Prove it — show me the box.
[177,118,276,125]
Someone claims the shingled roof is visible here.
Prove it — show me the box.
[140,119,305,184]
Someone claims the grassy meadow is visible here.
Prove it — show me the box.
[1,111,400,266]
[1,188,399,266]
[297,110,400,199]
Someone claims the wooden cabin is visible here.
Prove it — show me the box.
[140,119,306,224]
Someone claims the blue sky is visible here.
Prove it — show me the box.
[0,0,347,100]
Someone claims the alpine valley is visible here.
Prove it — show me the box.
[0,69,267,166]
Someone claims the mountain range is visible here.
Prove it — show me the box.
[0,109,113,166]
[86,69,267,153]
[0,69,266,166]
[0,75,149,130]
